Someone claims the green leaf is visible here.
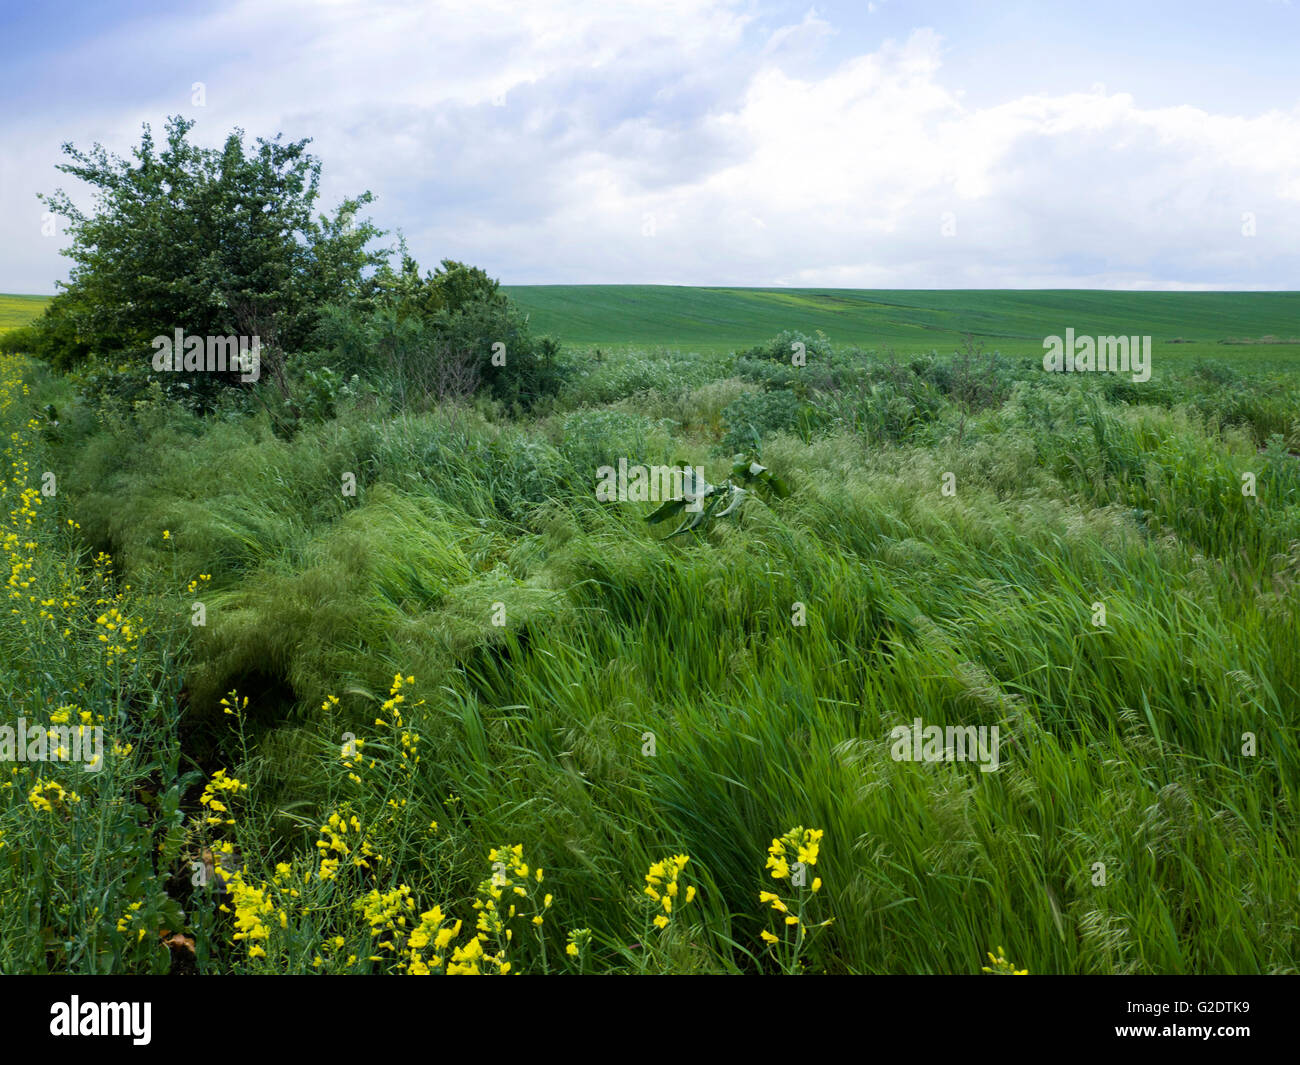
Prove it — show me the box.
[715,486,748,518]
[668,491,725,537]
[763,473,790,498]
[645,499,687,525]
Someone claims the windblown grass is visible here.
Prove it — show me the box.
[4,328,1298,973]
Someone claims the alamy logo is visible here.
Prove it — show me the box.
[0,718,103,772]
[596,459,708,512]
[890,717,1001,773]
[151,329,261,382]
[1043,328,1150,382]
[50,997,151,1045]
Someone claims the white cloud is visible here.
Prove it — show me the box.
[2,1,1297,291]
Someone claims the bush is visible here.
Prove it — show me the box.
[1186,378,1300,447]
[1190,359,1240,386]
[735,331,835,396]
[823,378,949,445]
[32,116,383,410]
[626,377,755,438]
[722,389,830,451]
[737,329,834,365]
[0,325,41,355]
[434,297,567,410]
[560,349,726,407]
[312,288,567,413]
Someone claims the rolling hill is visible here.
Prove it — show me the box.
[504,286,1300,365]
[8,288,1299,367]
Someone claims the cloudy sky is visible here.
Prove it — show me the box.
[1,0,1297,293]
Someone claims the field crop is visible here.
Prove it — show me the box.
[505,285,1300,371]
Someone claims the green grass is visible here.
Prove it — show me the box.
[12,286,1300,368]
[3,291,1298,975]
[504,285,1300,368]
[0,294,49,334]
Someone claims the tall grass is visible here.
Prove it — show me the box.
[5,340,1297,974]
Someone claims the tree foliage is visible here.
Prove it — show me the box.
[33,116,385,409]
[313,246,567,411]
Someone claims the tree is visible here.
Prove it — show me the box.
[313,250,567,412]
[34,116,385,409]
[369,249,505,322]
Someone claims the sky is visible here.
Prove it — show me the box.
[1,0,1298,293]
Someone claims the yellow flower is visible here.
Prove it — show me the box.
[643,853,694,930]
[981,946,1029,975]
[767,826,824,881]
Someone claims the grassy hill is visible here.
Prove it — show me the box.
[9,287,1300,368]
[0,293,49,333]
[504,285,1300,366]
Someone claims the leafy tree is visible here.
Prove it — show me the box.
[314,250,567,411]
[368,248,505,321]
[34,115,385,410]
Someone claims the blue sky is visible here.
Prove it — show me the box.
[1,0,1297,292]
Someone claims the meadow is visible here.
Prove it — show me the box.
[0,287,1297,975]
[505,285,1300,369]
[0,294,50,334]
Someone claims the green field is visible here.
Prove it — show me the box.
[0,293,50,334]
[505,285,1300,366]
[12,287,1300,372]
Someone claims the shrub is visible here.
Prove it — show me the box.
[433,297,566,410]
[1190,359,1240,386]
[561,349,726,407]
[313,286,567,413]
[0,325,41,355]
[722,389,830,451]
[32,116,383,410]
[822,378,948,445]
[737,329,834,365]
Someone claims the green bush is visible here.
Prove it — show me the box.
[0,325,41,355]
[722,388,830,450]
[434,297,567,410]
[313,290,567,413]
[737,329,834,365]
[32,116,383,410]
[561,349,726,407]
[824,377,948,445]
